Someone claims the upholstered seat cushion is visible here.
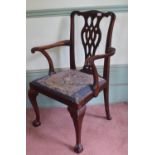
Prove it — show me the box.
[31,70,106,103]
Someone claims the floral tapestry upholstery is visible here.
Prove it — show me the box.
[31,70,106,103]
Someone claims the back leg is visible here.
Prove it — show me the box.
[103,87,112,120]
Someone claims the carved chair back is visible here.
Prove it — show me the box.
[70,10,116,80]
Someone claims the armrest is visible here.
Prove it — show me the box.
[85,47,115,66]
[85,47,115,96]
[31,40,71,75]
[31,40,71,53]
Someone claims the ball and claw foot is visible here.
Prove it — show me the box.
[74,144,83,153]
[32,119,41,127]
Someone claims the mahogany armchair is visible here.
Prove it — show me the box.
[28,10,116,153]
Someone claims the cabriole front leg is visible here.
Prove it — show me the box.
[68,105,86,153]
[28,88,41,127]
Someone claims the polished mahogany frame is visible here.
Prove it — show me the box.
[28,10,116,153]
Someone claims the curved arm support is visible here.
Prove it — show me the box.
[33,49,55,74]
[31,40,71,75]
[85,47,115,96]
